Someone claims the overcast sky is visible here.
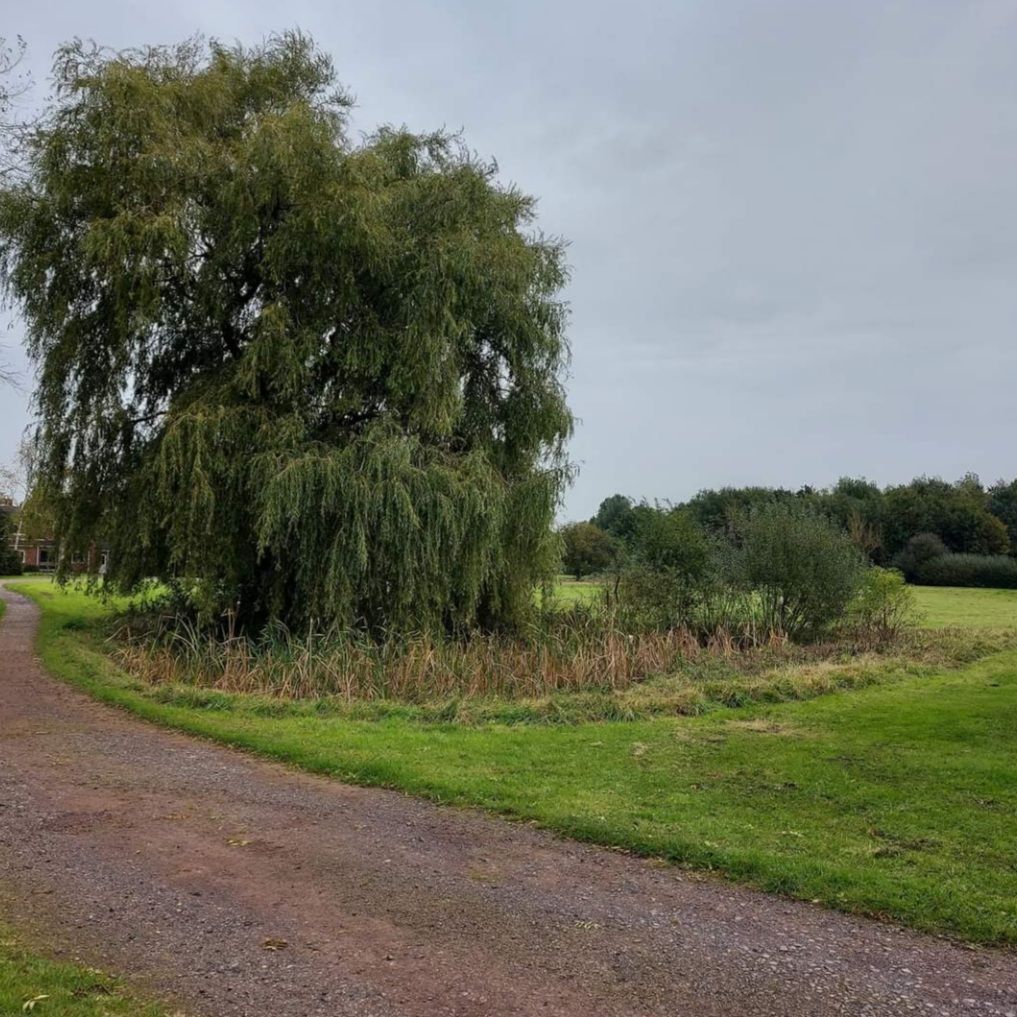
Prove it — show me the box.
[2,0,1016,517]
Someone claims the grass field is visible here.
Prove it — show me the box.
[912,586,1017,628]
[5,576,1017,944]
[0,928,167,1017]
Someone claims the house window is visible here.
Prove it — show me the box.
[99,552,109,568]
[19,550,25,564]
[38,547,55,566]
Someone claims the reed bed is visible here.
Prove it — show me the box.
[107,604,1017,709]
[110,614,711,701]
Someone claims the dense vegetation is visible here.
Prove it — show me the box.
[561,499,886,646]
[0,33,572,634]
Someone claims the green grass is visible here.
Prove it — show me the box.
[912,585,1017,629]
[0,928,170,1016]
[546,577,603,607]
[6,576,1017,945]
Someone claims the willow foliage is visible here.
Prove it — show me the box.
[0,34,573,632]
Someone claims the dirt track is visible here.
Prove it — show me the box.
[1,584,1015,1016]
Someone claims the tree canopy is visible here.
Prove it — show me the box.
[558,521,617,580]
[881,475,1008,557]
[0,34,573,632]
[592,494,638,543]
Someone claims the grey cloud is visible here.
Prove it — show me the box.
[2,0,1015,515]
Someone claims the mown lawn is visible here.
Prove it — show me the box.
[0,929,168,1017]
[6,577,1017,945]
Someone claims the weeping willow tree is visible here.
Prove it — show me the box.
[0,34,573,633]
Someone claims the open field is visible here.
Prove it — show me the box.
[913,585,1017,628]
[6,576,1017,944]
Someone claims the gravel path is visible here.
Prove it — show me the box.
[0,584,1015,1016]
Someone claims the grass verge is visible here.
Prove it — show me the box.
[6,577,1017,945]
[0,928,170,1016]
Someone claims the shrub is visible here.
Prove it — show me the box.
[734,503,864,641]
[615,566,697,632]
[892,533,949,581]
[848,567,916,644]
[0,548,22,575]
[633,509,711,576]
[612,511,715,631]
[889,527,1017,589]
[913,553,1017,590]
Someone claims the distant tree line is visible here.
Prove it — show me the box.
[559,475,1017,590]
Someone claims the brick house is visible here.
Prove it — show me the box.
[1,496,108,573]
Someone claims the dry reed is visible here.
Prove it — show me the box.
[106,609,1017,707]
[109,613,714,701]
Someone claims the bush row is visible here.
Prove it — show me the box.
[913,554,1017,589]
[570,502,915,645]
